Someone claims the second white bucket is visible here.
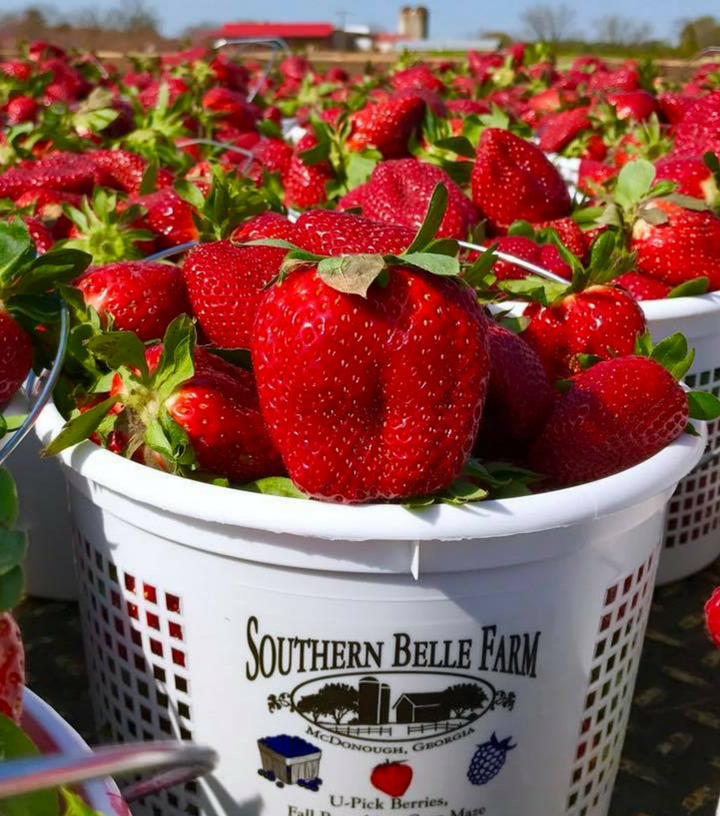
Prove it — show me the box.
[643,292,720,584]
[37,401,704,816]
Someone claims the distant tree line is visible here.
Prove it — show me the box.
[481,4,720,58]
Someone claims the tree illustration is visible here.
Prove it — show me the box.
[315,683,359,724]
[443,683,488,719]
[296,692,325,723]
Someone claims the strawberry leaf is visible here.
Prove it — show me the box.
[500,275,568,306]
[0,468,18,528]
[406,183,448,254]
[395,252,460,277]
[153,315,196,402]
[434,136,476,159]
[317,254,386,297]
[658,193,709,212]
[139,156,159,196]
[668,278,710,298]
[43,395,122,457]
[647,332,695,381]
[688,391,720,421]
[614,159,656,212]
[0,222,35,294]
[0,713,60,816]
[86,332,150,381]
[0,529,26,578]
[576,353,604,370]
[507,220,535,238]
[464,243,498,288]
[243,476,308,499]
[0,565,23,615]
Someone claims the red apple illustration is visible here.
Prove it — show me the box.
[370,760,413,797]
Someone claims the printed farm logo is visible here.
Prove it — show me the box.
[244,616,541,750]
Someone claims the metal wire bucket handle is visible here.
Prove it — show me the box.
[212,37,290,103]
[0,740,218,804]
[181,137,255,175]
[0,300,70,467]
[683,46,720,80]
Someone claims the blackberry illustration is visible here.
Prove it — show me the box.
[467,733,516,785]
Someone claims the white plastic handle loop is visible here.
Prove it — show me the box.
[0,741,218,804]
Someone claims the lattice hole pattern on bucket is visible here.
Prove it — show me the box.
[564,548,659,816]
[74,532,201,816]
[664,368,720,550]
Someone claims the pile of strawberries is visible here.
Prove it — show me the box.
[2,40,720,505]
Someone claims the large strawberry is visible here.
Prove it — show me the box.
[0,221,90,406]
[631,200,720,290]
[528,346,705,486]
[46,318,284,483]
[536,107,593,153]
[284,133,333,210]
[293,210,415,256]
[182,242,288,348]
[672,92,720,157]
[654,154,719,207]
[471,128,571,233]
[74,260,190,342]
[89,149,174,195]
[346,95,426,159]
[477,320,553,448]
[359,159,478,239]
[252,202,490,503]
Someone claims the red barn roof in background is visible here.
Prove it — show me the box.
[215,22,335,39]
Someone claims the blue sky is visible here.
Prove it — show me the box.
[1,0,712,40]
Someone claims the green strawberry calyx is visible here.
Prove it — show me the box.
[43,314,198,473]
[0,468,26,614]
[242,183,463,298]
[633,331,720,427]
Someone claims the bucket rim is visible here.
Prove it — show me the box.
[36,400,706,541]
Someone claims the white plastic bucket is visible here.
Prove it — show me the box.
[493,293,720,585]
[36,401,704,816]
[642,293,720,584]
[22,688,125,815]
[0,392,76,600]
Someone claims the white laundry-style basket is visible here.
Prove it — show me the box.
[37,401,704,816]
[642,293,720,584]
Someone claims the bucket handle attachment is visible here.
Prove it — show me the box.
[0,300,69,467]
[0,740,218,804]
[212,37,290,103]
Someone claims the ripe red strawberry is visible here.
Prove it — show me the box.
[137,77,188,110]
[337,183,369,212]
[672,92,720,157]
[162,348,284,481]
[0,613,24,724]
[391,64,444,93]
[446,98,491,116]
[230,212,296,242]
[293,210,415,256]
[182,242,287,348]
[654,155,719,206]
[0,153,96,200]
[528,356,688,486]
[283,133,333,210]
[359,159,478,239]
[631,200,720,290]
[705,586,720,649]
[22,216,53,253]
[0,60,31,82]
[587,67,640,92]
[536,107,593,153]
[53,324,284,482]
[346,95,425,159]
[202,87,258,131]
[615,272,671,301]
[479,321,553,445]
[533,217,588,261]
[246,137,293,186]
[0,309,32,408]
[74,261,191,342]
[5,96,37,125]
[577,159,617,194]
[657,92,695,126]
[522,285,647,381]
[606,91,657,122]
[89,149,174,195]
[528,88,579,116]
[252,263,490,502]
[131,188,199,248]
[471,128,571,233]
[483,235,571,282]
